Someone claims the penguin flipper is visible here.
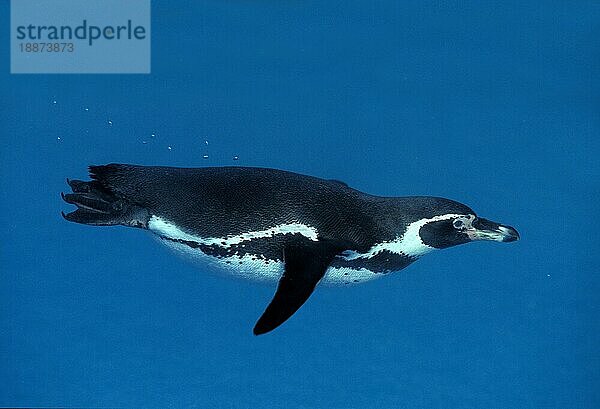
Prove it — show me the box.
[253,240,347,335]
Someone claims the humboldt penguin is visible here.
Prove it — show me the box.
[62,164,519,335]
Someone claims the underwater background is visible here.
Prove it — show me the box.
[1,1,599,408]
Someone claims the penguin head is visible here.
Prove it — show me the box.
[418,212,520,250]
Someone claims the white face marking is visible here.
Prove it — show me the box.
[148,216,318,247]
[452,214,475,230]
[341,213,466,260]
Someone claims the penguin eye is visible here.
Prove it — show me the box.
[452,219,465,229]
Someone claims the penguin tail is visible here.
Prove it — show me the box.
[61,171,149,228]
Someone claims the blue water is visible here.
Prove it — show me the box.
[1,1,599,408]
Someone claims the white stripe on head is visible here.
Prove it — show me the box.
[341,213,464,260]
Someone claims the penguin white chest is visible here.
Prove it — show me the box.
[147,216,384,285]
[155,237,285,282]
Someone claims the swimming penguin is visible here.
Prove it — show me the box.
[62,164,519,335]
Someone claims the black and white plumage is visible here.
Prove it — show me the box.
[62,164,519,335]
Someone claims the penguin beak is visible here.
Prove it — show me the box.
[468,217,520,242]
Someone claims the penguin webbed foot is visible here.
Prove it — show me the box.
[61,177,148,228]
